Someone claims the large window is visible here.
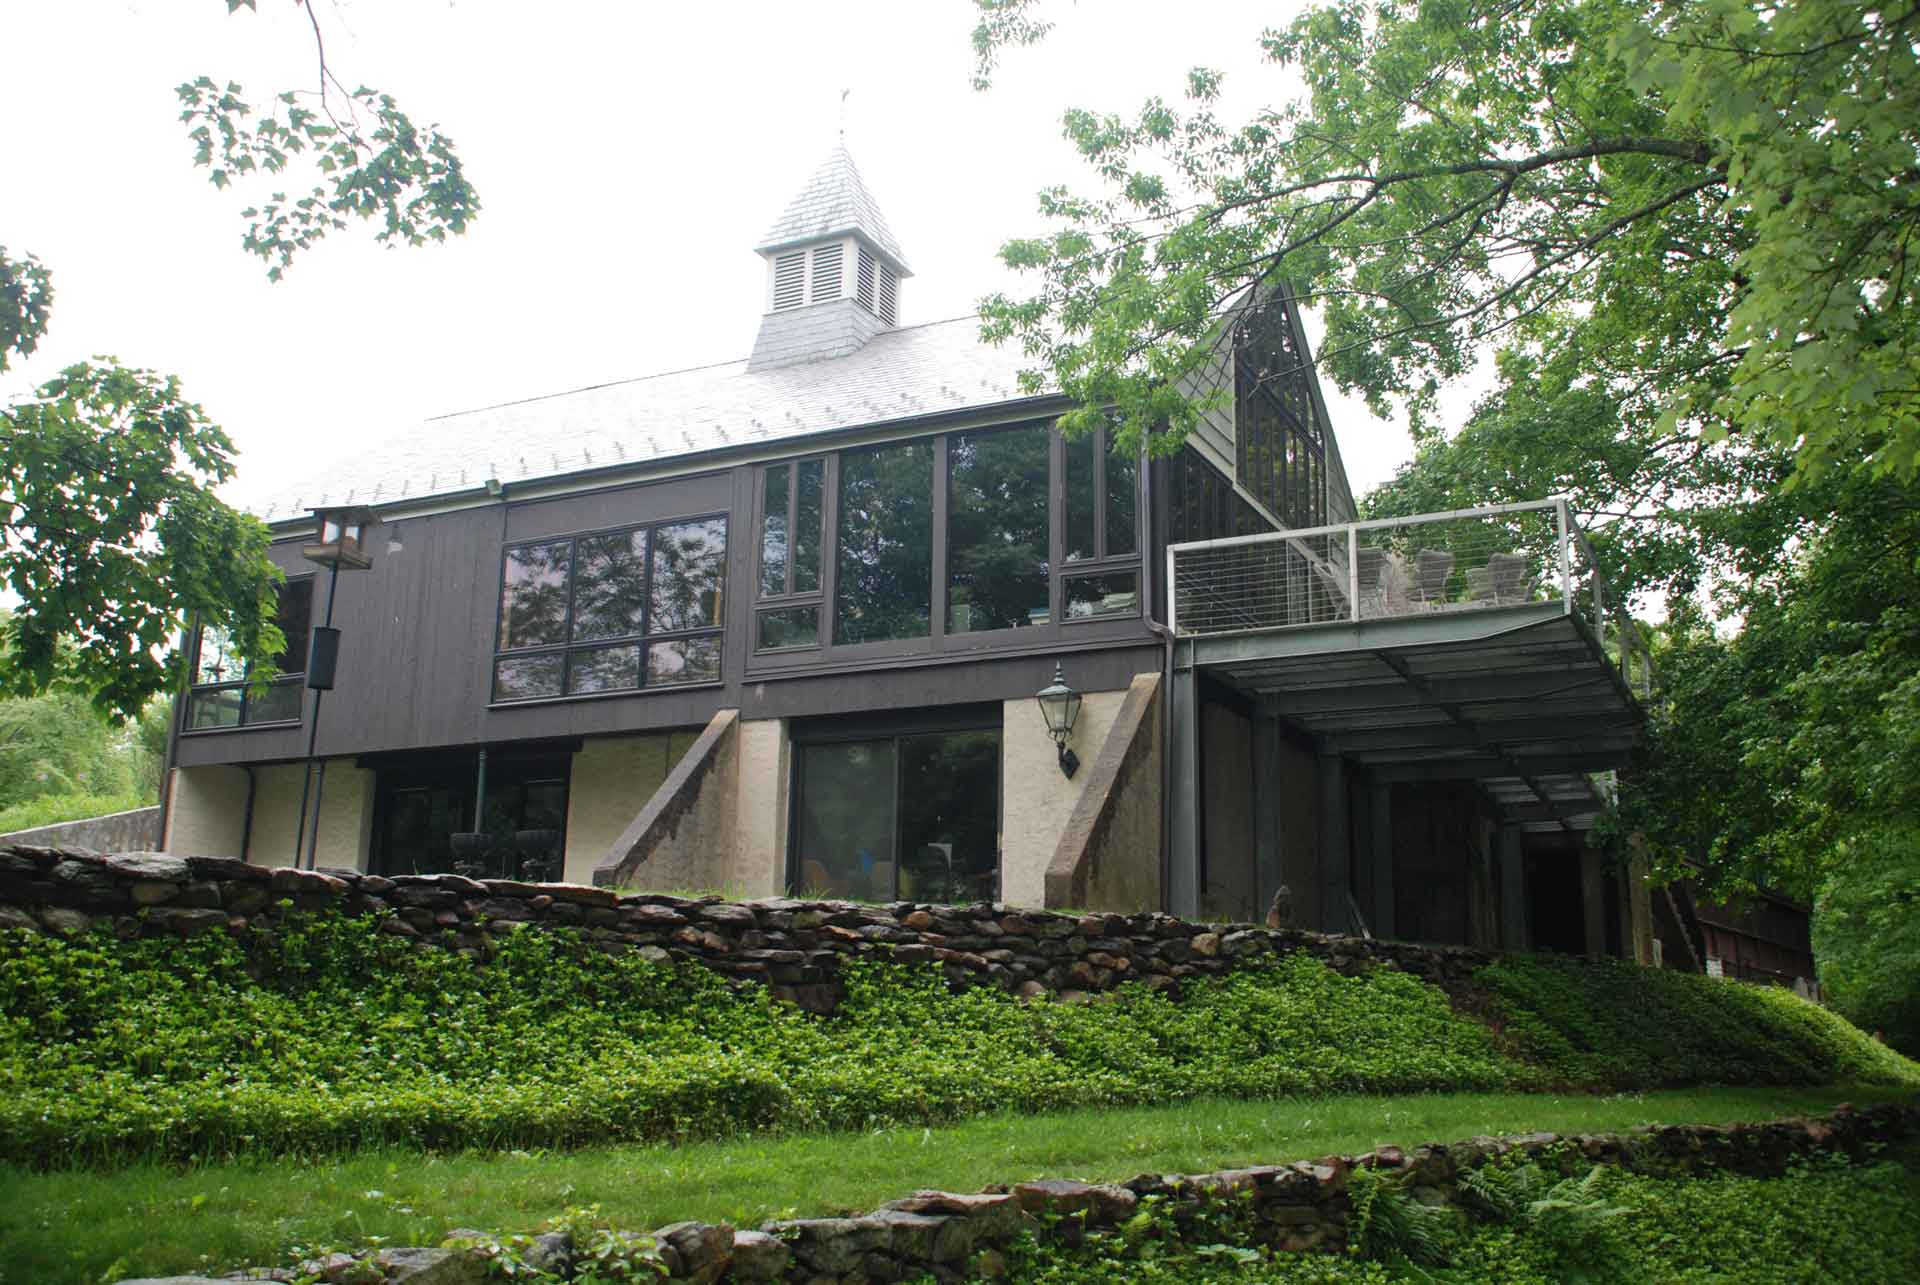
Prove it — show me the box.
[494,516,725,702]
[834,440,933,646]
[749,420,1145,660]
[755,457,826,651]
[791,723,1000,903]
[947,426,1050,632]
[1233,289,1335,530]
[186,577,312,730]
[371,748,571,879]
[1062,425,1142,620]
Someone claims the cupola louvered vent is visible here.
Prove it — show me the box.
[772,251,806,311]
[878,262,899,326]
[810,243,845,303]
[856,247,878,313]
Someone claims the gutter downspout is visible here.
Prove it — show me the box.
[156,635,193,852]
[239,766,257,863]
[1142,451,1176,914]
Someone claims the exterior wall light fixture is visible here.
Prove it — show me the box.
[1035,662,1083,779]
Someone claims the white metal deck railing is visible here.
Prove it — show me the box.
[1166,497,1653,700]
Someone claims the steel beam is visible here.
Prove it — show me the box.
[1168,661,1202,920]
[1498,825,1527,951]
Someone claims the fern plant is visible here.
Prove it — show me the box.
[1347,1166,1456,1267]
[1459,1161,1634,1281]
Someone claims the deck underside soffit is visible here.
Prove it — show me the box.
[1186,607,1641,831]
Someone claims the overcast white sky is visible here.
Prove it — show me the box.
[2,1,1423,509]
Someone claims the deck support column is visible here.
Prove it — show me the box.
[1254,715,1284,910]
[1168,661,1202,920]
[1498,824,1527,952]
[1367,780,1394,939]
[1317,748,1352,934]
[1580,845,1607,958]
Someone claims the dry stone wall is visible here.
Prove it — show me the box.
[0,846,1491,1009]
[122,1103,1920,1284]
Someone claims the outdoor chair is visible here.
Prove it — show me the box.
[1487,551,1534,602]
[1355,545,1393,618]
[1410,548,1455,609]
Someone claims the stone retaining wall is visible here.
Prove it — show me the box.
[124,1103,1920,1284]
[0,806,160,853]
[0,846,1492,1009]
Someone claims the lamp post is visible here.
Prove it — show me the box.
[292,505,378,870]
[1035,662,1083,779]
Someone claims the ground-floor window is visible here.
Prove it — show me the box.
[789,715,1000,903]
[370,748,570,880]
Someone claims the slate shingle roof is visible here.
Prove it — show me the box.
[755,146,910,272]
[248,316,1051,522]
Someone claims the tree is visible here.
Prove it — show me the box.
[971,0,1919,490]
[971,0,1920,981]
[0,1,478,721]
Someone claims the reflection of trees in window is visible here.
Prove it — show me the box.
[650,519,725,633]
[757,459,827,652]
[760,465,789,596]
[948,427,1049,632]
[571,532,645,641]
[794,460,823,593]
[499,541,571,648]
[493,516,726,701]
[186,577,312,730]
[835,441,932,645]
[1064,425,1139,563]
[1234,291,1332,530]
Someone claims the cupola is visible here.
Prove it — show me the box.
[747,146,912,371]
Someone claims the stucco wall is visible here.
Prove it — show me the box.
[1073,676,1163,914]
[242,763,303,866]
[731,717,788,897]
[1000,689,1128,909]
[314,764,375,871]
[563,731,700,885]
[163,765,249,857]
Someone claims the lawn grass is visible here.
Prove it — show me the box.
[2,1084,1907,1285]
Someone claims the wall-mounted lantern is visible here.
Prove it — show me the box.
[302,505,378,571]
[1035,662,1083,779]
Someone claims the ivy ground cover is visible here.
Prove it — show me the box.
[1,913,1914,1170]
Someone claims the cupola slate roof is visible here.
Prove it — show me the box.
[755,145,911,273]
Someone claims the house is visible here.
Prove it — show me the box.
[162,147,1655,959]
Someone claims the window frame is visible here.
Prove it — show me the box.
[182,574,314,734]
[785,704,1004,901]
[753,455,829,654]
[744,417,1149,674]
[490,511,728,705]
[1057,423,1146,627]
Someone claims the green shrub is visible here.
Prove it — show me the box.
[1477,953,1920,1090]
[0,918,1527,1168]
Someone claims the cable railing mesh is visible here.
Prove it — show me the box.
[1169,499,1653,701]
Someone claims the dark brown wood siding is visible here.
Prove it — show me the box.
[175,452,1164,770]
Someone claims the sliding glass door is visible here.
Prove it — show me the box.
[791,726,1000,904]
